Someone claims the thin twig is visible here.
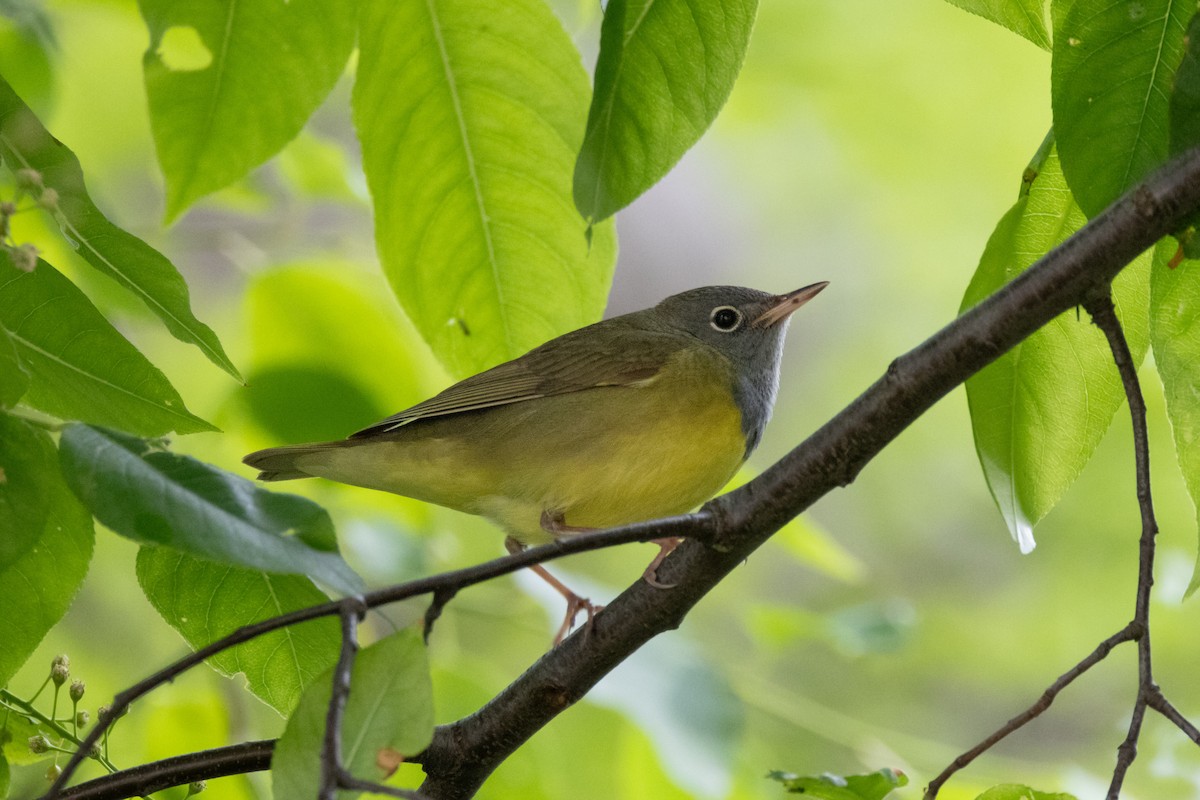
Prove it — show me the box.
[321,598,367,800]
[1146,689,1200,743]
[338,773,426,799]
[922,624,1137,798]
[1085,290,1160,800]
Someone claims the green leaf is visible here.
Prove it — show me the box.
[962,146,1150,550]
[271,628,434,800]
[0,710,54,766]
[942,0,1051,49]
[768,768,908,799]
[59,424,363,595]
[0,75,240,380]
[0,254,214,436]
[975,784,1077,800]
[0,751,8,798]
[0,323,27,408]
[138,0,356,220]
[0,420,94,686]
[574,0,758,222]
[1170,10,1200,155]
[136,547,340,714]
[1149,243,1200,596]
[0,413,53,572]
[353,0,617,379]
[1051,0,1192,217]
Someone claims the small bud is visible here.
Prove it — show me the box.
[186,781,207,796]
[75,710,89,728]
[45,763,62,782]
[87,744,101,760]
[50,654,69,686]
[15,168,43,192]
[28,734,50,754]
[12,242,39,272]
[98,703,127,723]
[38,187,59,211]
[69,680,85,702]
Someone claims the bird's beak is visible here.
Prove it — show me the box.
[752,281,829,328]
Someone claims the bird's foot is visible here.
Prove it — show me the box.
[642,537,683,589]
[506,535,603,645]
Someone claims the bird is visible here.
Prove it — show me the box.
[244,282,827,641]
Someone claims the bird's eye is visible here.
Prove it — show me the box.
[710,306,742,332]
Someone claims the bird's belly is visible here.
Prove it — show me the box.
[478,384,748,544]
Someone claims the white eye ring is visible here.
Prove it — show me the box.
[709,306,743,332]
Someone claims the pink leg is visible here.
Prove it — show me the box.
[507,534,602,645]
[642,537,683,589]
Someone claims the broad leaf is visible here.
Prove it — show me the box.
[1149,243,1200,596]
[1052,0,1192,217]
[574,0,758,222]
[1169,9,1200,156]
[0,422,94,685]
[271,628,434,800]
[353,0,616,379]
[0,254,213,436]
[962,146,1150,551]
[59,424,363,594]
[137,547,340,714]
[0,413,53,571]
[139,0,356,220]
[768,768,908,799]
[942,0,1051,49]
[975,784,1077,800]
[940,0,1046,47]
[0,323,27,408]
[0,75,240,379]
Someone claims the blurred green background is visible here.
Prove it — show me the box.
[4,1,1200,798]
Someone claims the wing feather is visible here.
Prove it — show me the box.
[350,319,683,438]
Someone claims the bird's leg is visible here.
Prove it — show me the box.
[506,531,601,645]
[642,537,683,589]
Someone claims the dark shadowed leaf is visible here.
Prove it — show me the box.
[0,75,240,379]
[137,547,340,714]
[1169,10,1200,156]
[1052,0,1191,217]
[0,255,214,436]
[353,0,616,379]
[574,0,758,222]
[271,628,434,800]
[59,424,363,594]
[139,0,356,220]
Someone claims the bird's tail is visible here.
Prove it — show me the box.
[243,442,344,482]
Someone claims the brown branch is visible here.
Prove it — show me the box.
[39,144,1200,800]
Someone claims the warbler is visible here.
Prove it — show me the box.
[245,283,826,640]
